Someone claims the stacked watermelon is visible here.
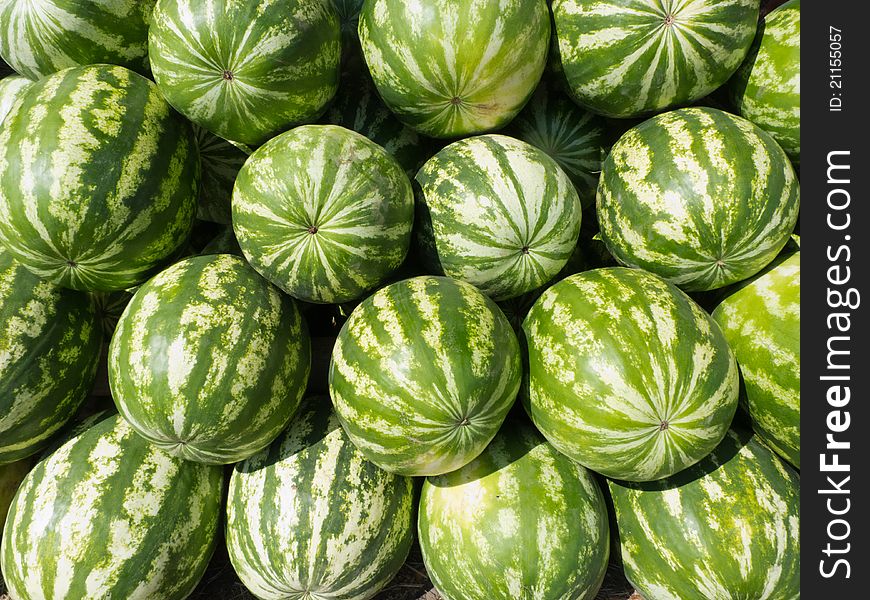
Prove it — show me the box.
[0,1,801,599]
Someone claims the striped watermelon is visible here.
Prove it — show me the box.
[0,458,30,532]
[419,418,609,600]
[233,124,414,304]
[729,0,800,163]
[194,126,248,225]
[91,289,135,339]
[598,107,800,292]
[0,0,154,81]
[359,0,550,138]
[506,78,607,209]
[332,0,364,60]
[329,276,521,476]
[0,64,199,292]
[200,225,243,257]
[149,0,341,146]
[1,415,223,600]
[523,268,739,481]
[552,0,759,118]
[713,251,800,467]
[0,75,31,122]
[0,247,101,464]
[108,254,311,465]
[226,396,415,600]
[322,56,432,178]
[609,429,800,599]
[415,134,582,301]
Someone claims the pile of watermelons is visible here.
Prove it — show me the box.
[0,0,800,599]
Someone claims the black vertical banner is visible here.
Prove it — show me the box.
[802,1,870,596]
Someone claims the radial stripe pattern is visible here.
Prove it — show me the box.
[226,396,415,600]
[729,0,800,163]
[329,276,522,476]
[713,251,800,468]
[523,268,739,482]
[149,0,341,146]
[233,124,414,305]
[1,247,101,464]
[1,415,224,600]
[0,64,200,292]
[415,134,582,301]
[553,0,759,117]
[321,57,432,178]
[419,419,610,600]
[195,125,248,224]
[109,254,311,465]
[359,0,550,138]
[609,429,800,599]
[597,107,800,292]
[506,78,608,209]
[0,0,154,80]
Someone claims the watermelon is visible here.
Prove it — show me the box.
[419,418,609,600]
[321,56,432,178]
[108,254,311,465]
[149,0,341,146]
[1,415,223,600]
[233,124,414,304]
[200,225,243,257]
[0,0,154,81]
[0,64,199,292]
[329,276,521,476]
[226,396,415,600]
[0,75,31,122]
[552,0,758,118]
[415,134,582,301]
[91,289,134,339]
[523,268,739,481]
[713,251,800,467]
[506,78,607,209]
[194,126,248,225]
[332,0,364,60]
[358,0,550,138]
[0,247,101,464]
[729,0,801,163]
[609,429,800,599]
[598,107,800,292]
[0,459,30,533]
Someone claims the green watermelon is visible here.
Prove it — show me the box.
[419,418,609,600]
[523,268,739,481]
[321,56,432,178]
[415,134,582,301]
[713,251,800,467]
[91,289,135,339]
[0,75,31,122]
[149,0,341,146]
[194,126,248,225]
[200,225,243,257]
[0,247,101,464]
[233,124,414,304]
[108,254,311,465]
[1,415,223,600]
[332,0,365,60]
[609,429,800,599]
[359,0,550,138]
[226,396,415,600]
[506,78,607,209]
[0,458,30,533]
[0,64,199,292]
[598,107,800,292]
[729,0,800,163]
[0,0,154,81]
[553,0,758,118]
[329,276,521,476]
